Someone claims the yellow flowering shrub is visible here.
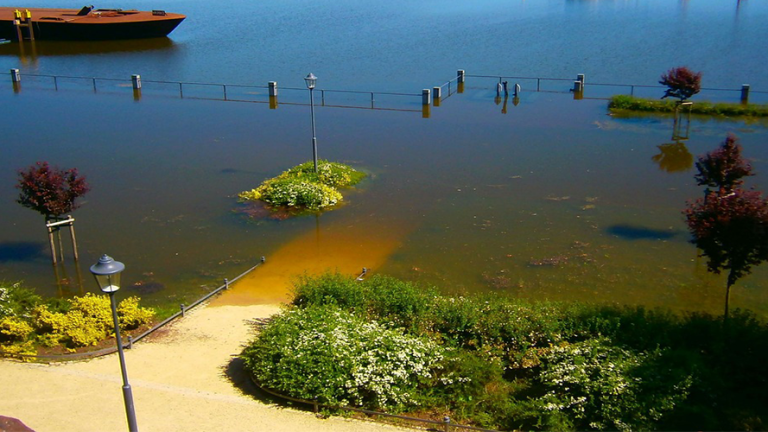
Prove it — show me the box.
[118,296,155,329]
[0,316,36,359]
[0,316,34,342]
[31,294,154,348]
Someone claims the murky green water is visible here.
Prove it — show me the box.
[2,0,768,315]
[2,82,767,317]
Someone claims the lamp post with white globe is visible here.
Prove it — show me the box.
[90,254,138,432]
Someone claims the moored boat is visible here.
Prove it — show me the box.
[0,6,185,41]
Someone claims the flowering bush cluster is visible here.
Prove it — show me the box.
[242,305,443,409]
[0,283,154,357]
[251,272,768,430]
[539,338,692,431]
[34,293,154,349]
[238,160,365,212]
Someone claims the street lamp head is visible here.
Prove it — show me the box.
[304,73,317,90]
[90,254,125,293]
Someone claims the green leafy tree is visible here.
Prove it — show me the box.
[660,67,702,102]
[684,135,768,321]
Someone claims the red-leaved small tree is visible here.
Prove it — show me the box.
[694,134,753,194]
[660,67,702,102]
[684,135,768,321]
[16,161,90,220]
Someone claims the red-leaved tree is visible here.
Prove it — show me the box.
[694,134,752,193]
[684,135,768,321]
[660,67,702,102]
[16,161,90,220]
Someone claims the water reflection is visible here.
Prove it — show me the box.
[0,37,176,57]
[652,107,694,173]
[51,261,85,296]
[652,142,694,173]
[0,38,177,70]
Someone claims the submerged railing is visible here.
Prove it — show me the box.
[6,68,767,113]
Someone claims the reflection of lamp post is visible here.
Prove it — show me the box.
[304,73,318,173]
[90,255,138,432]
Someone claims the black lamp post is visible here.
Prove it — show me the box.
[304,72,318,173]
[90,254,138,432]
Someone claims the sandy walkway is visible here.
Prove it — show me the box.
[0,202,429,431]
[0,304,407,432]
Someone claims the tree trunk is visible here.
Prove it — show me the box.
[724,278,734,324]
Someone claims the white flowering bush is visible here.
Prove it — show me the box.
[242,305,444,410]
[0,286,11,319]
[537,337,693,431]
[238,160,365,211]
[0,282,41,319]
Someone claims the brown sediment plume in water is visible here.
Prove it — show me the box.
[212,217,409,306]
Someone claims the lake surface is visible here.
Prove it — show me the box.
[2,0,768,317]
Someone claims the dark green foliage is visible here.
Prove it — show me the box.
[609,95,768,117]
[242,305,444,410]
[251,273,768,430]
[0,282,41,319]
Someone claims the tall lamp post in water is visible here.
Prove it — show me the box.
[90,254,138,432]
[304,72,318,173]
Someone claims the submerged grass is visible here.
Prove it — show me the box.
[609,95,768,117]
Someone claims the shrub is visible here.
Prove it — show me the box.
[537,338,693,431]
[263,272,768,430]
[285,161,366,188]
[291,272,368,310]
[0,281,42,319]
[118,296,156,329]
[362,275,435,333]
[242,305,444,410]
[32,293,154,349]
[0,316,34,343]
[238,160,365,211]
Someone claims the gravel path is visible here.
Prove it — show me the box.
[0,304,407,432]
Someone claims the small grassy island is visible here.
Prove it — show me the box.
[608,95,768,117]
[242,273,768,431]
[238,161,366,218]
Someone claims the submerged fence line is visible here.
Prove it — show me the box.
[8,68,767,112]
[0,256,267,361]
[7,69,423,112]
[461,71,766,103]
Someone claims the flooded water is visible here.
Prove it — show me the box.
[2,0,768,317]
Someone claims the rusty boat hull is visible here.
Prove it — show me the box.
[0,6,185,40]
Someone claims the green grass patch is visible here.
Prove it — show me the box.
[242,272,768,431]
[238,160,366,213]
[609,95,768,117]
